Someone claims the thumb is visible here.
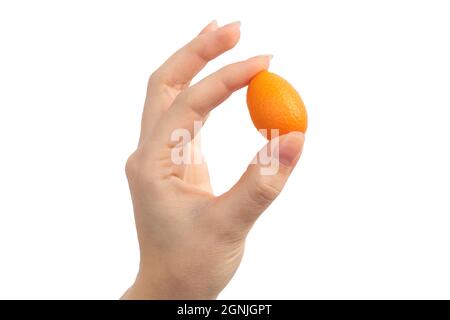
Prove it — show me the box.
[217,131,305,229]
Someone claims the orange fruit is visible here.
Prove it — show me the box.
[246,71,307,139]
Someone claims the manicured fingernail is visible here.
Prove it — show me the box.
[209,19,218,28]
[224,20,241,28]
[250,54,273,61]
[276,132,305,166]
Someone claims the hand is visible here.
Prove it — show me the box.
[122,20,305,299]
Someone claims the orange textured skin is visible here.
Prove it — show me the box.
[246,71,307,139]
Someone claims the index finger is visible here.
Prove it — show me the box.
[152,55,272,150]
[150,21,241,90]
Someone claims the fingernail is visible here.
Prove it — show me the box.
[276,132,305,166]
[249,54,274,61]
[209,19,218,28]
[224,20,241,28]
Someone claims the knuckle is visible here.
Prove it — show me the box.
[147,71,160,89]
[250,178,281,206]
[125,151,140,179]
[216,28,239,49]
[125,149,159,187]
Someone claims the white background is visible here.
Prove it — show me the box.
[1,0,450,299]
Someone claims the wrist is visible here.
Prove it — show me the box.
[122,266,218,300]
[121,274,164,299]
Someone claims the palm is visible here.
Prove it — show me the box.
[150,84,213,194]
[183,138,213,193]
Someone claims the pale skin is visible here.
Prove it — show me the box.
[122,20,305,299]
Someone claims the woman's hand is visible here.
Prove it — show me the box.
[122,20,305,299]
